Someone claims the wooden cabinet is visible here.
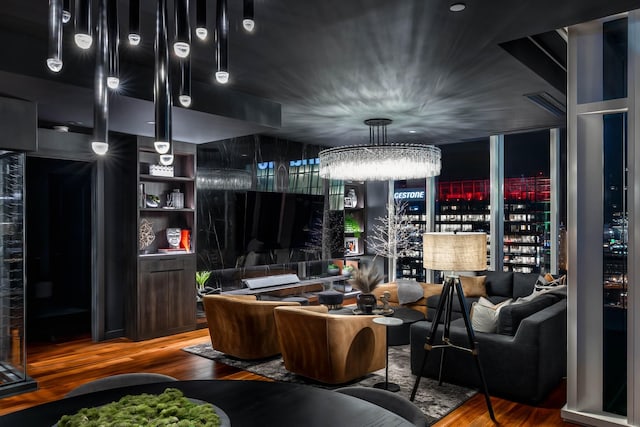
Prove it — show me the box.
[133,256,196,340]
[127,138,198,341]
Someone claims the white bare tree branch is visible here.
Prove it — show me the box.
[366,200,421,261]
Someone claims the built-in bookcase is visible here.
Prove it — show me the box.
[126,138,197,341]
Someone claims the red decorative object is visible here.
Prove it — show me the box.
[180,229,191,251]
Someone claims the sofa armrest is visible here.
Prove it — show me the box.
[295,305,329,314]
[511,299,567,343]
[372,283,442,317]
[223,294,257,301]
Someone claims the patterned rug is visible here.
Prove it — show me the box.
[182,343,476,425]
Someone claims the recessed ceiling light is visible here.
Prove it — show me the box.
[449,3,466,12]
[146,121,155,125]
[409,130,417,134]
[53,125,69,132]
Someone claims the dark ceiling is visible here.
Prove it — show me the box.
[0,0,637,147]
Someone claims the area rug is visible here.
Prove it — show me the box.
[183,343,476,425]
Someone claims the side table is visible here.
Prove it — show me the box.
[372,316,403,392]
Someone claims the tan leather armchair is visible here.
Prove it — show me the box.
[273,305,386,384]
[202,294,300,360]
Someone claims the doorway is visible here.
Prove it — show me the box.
[25,157,92,342]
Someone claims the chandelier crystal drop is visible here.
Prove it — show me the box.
[318,119,441,181]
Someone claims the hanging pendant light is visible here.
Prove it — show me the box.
[154,0,173,163]
[243,0,255,32]
[195,0,207,40]
[62,0,71,24]
[179,58,192,107]
[106,0,119,89]
[128,0,141,46]
[160,146,174,166]
[74,0,92,50]
[215,0,229,84]
[174,0,191,58]
[319,119,442,181]
[47,0,63,72]
[92,0,109,155]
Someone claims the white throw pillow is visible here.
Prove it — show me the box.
[471,297,513,333]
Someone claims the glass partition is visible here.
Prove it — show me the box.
[0,151,35,397]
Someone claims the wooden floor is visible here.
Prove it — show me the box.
[0,329,576,426]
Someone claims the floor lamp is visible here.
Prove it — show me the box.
[410,232,496,422]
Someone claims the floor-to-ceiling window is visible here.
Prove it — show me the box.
[564,11,639,425]
[433,135,562,275]
[503,131,552,274]
[602,112,627,416]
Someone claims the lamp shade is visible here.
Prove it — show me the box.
[423,232,487,272]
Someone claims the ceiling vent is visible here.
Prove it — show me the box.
[524,92,566,117]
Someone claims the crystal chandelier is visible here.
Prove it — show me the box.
[318,119,441,181]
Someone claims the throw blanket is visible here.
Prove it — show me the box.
[397,279,424,305]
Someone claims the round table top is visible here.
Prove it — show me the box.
[331,305,425,324]
[0,380,415,427]
[373,316,404,326]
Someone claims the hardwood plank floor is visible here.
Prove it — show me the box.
[1,329,576,426]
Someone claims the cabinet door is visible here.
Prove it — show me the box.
[169,268,195,330]
[139,270,170,338]
[137,256,196,340]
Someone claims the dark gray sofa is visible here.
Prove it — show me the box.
[425,271,544,322]
[411,270,567,404]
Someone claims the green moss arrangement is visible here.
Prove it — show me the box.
[57,388,221,427]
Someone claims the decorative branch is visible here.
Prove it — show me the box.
[366,199,421,260]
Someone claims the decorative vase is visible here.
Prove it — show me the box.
[328,267,340,276]
[180,229,191,251]
[356,293,377,314]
